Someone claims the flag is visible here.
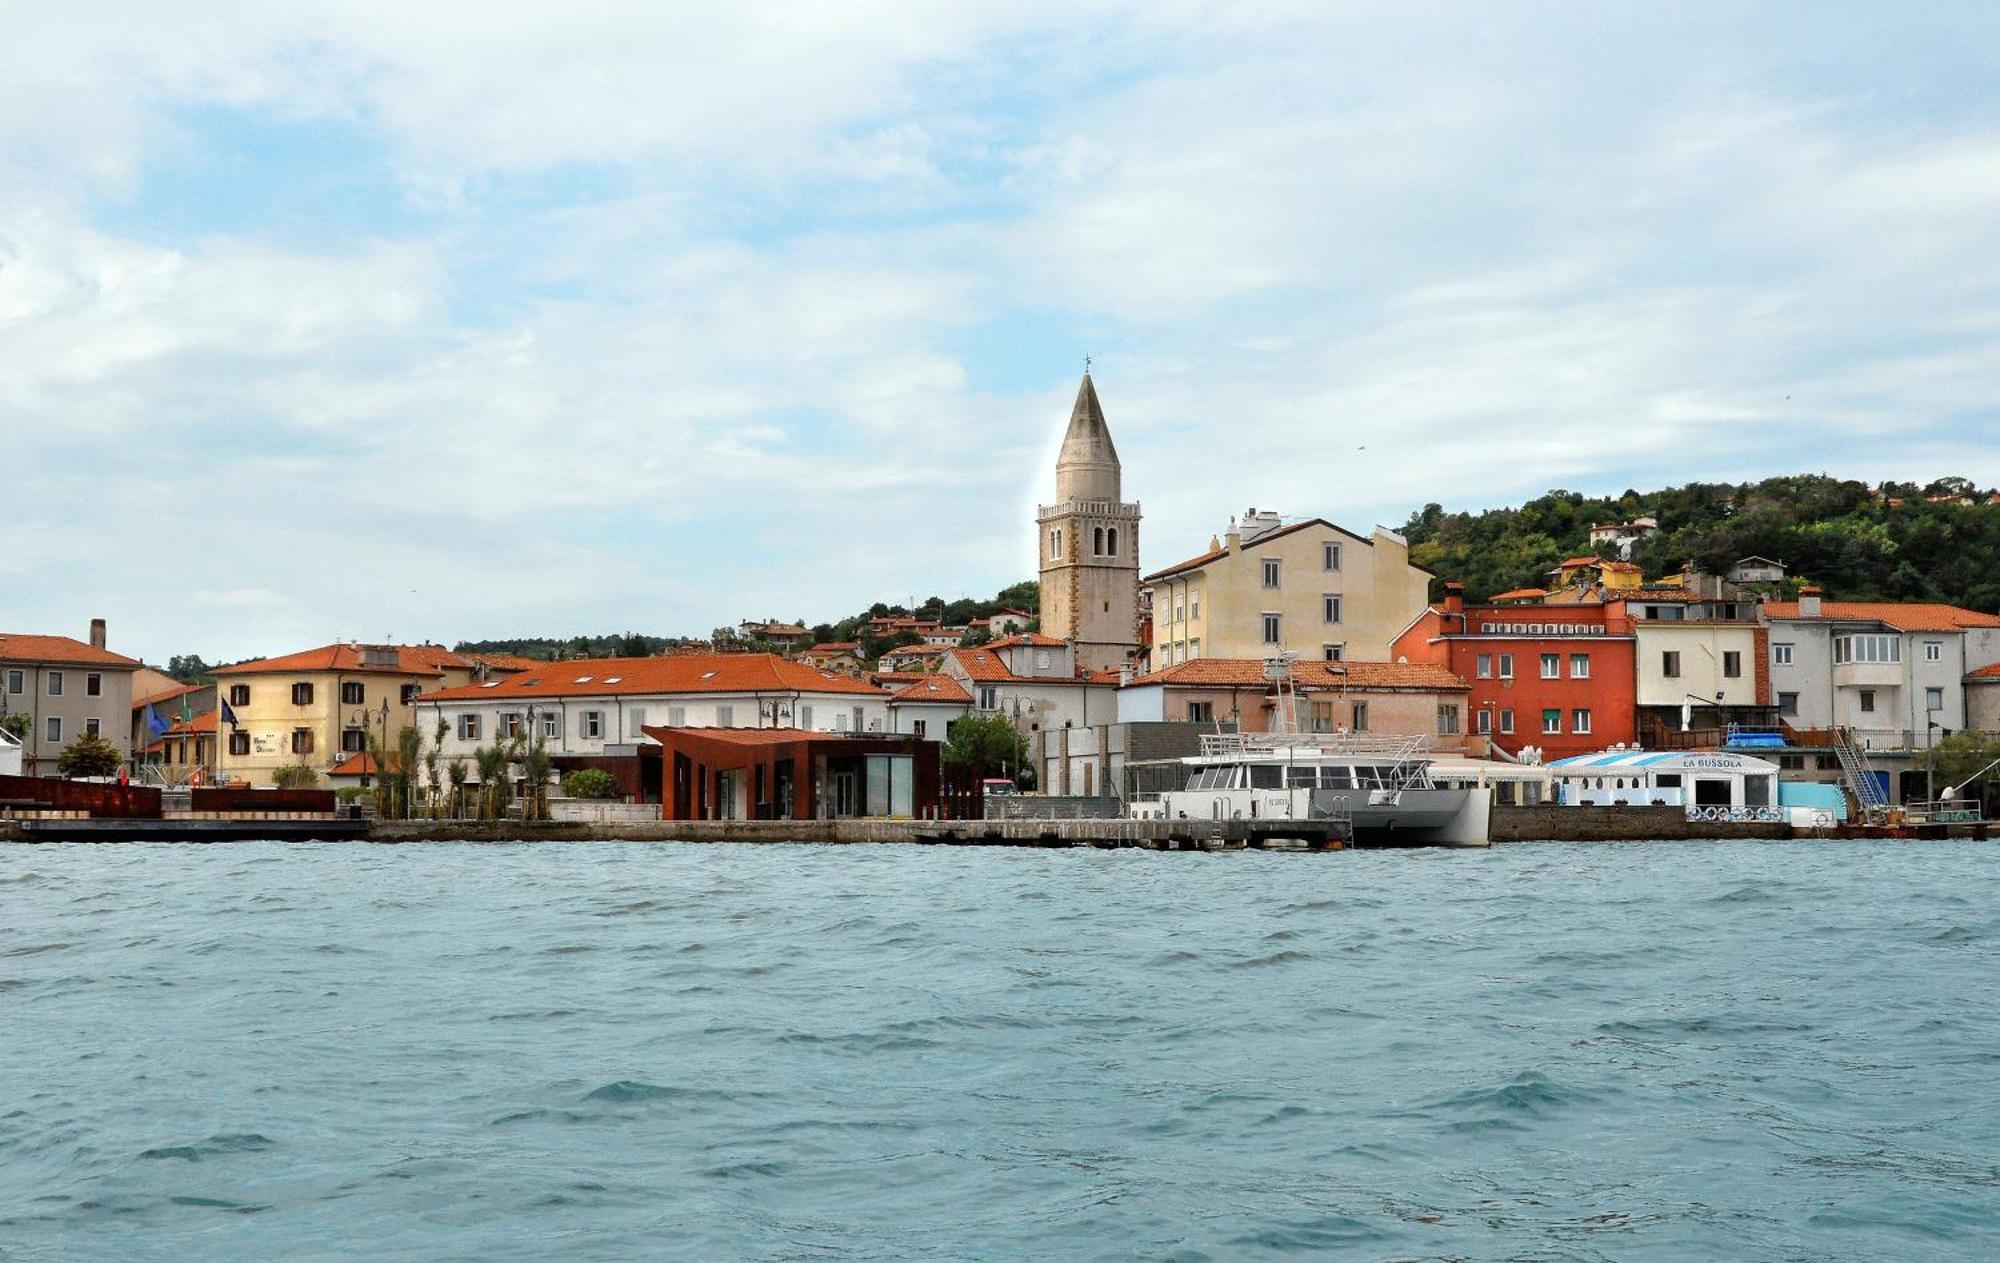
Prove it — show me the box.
[145,704,169,738]
[181,694,193,725]
[221,700,241,729]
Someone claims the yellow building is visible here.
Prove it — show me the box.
[213,643,517,786]
[1144,509,1433,665]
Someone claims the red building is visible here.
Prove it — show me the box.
[1392,585,1637,760]
[644,727,943,821]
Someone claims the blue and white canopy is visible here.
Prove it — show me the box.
[1549,750,1780,774]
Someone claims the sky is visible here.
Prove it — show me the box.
[4,3,1999,666]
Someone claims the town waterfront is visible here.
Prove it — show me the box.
[5,842,1997,1260]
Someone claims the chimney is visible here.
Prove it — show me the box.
[1799,585,1823,618]
[1118,663,1134,686]
[89,618,106,650]
[1441,583,1464,615]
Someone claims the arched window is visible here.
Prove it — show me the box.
[1050,528,1062,559]
[1093,526,1105,555]
[1107,527,1118,556]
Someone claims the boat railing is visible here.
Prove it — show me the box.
[1198,731,1433,761]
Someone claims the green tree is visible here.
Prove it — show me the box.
[56,732,122,778]
[1931,731,2000,796]
[273,763,320,789]
[0,710,28,741]
[942,713,1028,780]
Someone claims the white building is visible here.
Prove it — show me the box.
[939,635,1120,777]
[1550,749,1783,820]
[0,724,21,777]
[415,653,894,771]
[885,675,972,743]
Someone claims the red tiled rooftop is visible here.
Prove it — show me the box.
[890,675,972,705]
[983,632,1064,650]
[420,653,883,701]
[0,634,142,669]
[215,643,475,677]
[1762,601,2000,632]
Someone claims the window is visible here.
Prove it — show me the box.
[1773,643,1794,666]
[1262,613,1281,645]
[400,684,419,705]
[85,717,101,738]
[1498,653,1514,679]
[542,712,562,738]
[1572,708,1592,734]
[1187,701,1214,723]
[291,682,314,706]
[1542,708,1562,734]
[1322,594,1342,624]
[1925,641,1942,662]
[1106,527,1118,556]
[341,682,365,706]
[1093,526,1104,555]
[1322,644,1342,662]
[1779,692,1799,715]
[1476,654,1492,678]
[1926,687,1944,713]
[1540,653,1560,679]
[1035,650,1051,670]
[1858,690,1875,714]
[229,731,250,756]
[229,684,250,706]
[291,728,314,754]
[1191,598,1200,620]
[1261,558,1281,589]
[912,720,927,740]
[1662,651,1681,679]
[1190,638,1202,659]
[1722,651,1741,679]
[1437,704,1461,735]
[852,706,866,732]
[1834,635,1900,664]
[669,705,688,727]
[1476,708,1492,734]
[1569,653,1590,679]
[4,669,20,694]
[86,672,102,697]
[500,713,523,739]
[1049,529,1062,559]
[47,671,62,697]
[1173,603,1184,625]
[458,714,481,740]
[45,716,61,744]
[1308,701,1335,733]
[1350,701,1368,731]
[978,687,998,710]
[339,727,367,753]
[1323,542,1341,571]
[1499,709,1515,734]
[584,711,606,737]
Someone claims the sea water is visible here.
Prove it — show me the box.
[2,841,1996,1261]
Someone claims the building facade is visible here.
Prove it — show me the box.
[212,643,505,787]
[1116,658,1479,753]
[1036,371,1142,672]
[1145,510,1432,666]
[1392,587,1639,761]
[0,622,142,775]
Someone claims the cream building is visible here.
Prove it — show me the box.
[1037,371,1142,673]
[213,643,505,786]
[0,621,143,776]
[1144,510,1432,665]
[1630,620,1764,730]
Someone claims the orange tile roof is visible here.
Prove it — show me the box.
[215,643,474,677]
[165,710,217,736]
[983,632,1065,650]
[464,652,543,672]
[1967,663,2000,680]
[133,681,206,709]
[1761,601,2000,632]
[0,634,142,668]
[802,642,861,654]
[1129,658,1468,692]
[328,751,399,776]
[948,646,1020,683]
[418,652,883,701]
[890,675,973,705]
[1489,588,1548,602]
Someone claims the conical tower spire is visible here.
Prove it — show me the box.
[1055,370,1121,502]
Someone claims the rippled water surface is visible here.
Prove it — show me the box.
[4,841,1998,1261]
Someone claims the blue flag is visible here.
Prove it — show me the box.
[221,700,241,729]
[145,704,169,738]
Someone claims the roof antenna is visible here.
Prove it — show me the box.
[1084,355,1091,374]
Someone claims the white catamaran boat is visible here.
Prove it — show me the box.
[1128,657,1491,845]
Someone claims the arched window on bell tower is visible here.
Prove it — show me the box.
[1107,527,1118,557]
[1051,528,1063,559]
[1093,526,1105,556]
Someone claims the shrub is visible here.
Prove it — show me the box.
[56,732,122,778]
[273,763,320,789]
[562,768,621,800]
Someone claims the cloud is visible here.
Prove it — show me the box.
[3,4,1998,663]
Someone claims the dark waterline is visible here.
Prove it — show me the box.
[3,841,1997,1261]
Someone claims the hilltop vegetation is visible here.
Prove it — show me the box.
[1402,475,2000,612]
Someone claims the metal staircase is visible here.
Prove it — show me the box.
[1833,727,1890,818]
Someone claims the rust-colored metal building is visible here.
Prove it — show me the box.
[642,727,942,821]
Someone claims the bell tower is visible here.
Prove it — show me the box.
[1037,370,1141,672]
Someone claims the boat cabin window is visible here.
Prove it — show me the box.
[1286,767,1317,788]
[1248,765,1283,790]
[1318,766,1354,789]
[1653,774,1681,788]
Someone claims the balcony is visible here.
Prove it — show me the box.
[1832,662,1902,689]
